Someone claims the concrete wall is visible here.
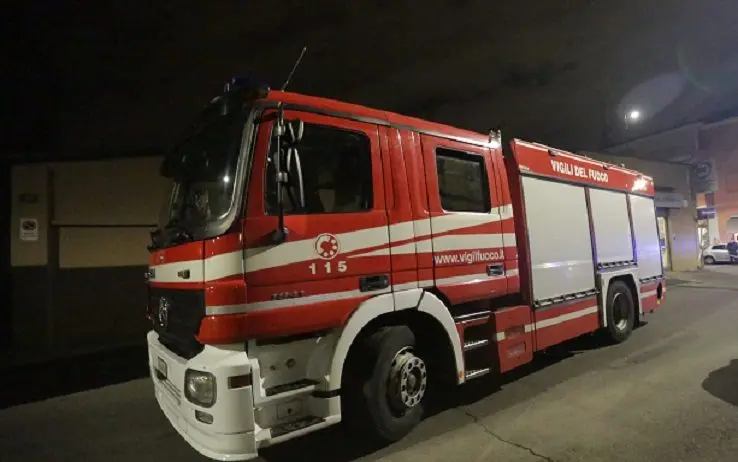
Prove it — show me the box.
[10,157,169,351]
[697,118,738,241]
[11,165,50,267]
[585,153,699,272]
[0,161,11,349]
[11,165,51,349]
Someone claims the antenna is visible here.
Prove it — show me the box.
[281,46,308,91]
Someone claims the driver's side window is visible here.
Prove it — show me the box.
[265,121,373,215]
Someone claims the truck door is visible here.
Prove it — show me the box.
[419,135,506,305]
[242,110,392,338]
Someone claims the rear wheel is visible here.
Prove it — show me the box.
[603,280,635,343]
[342,326,426,442]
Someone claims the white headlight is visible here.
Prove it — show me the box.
[185,369,217,407]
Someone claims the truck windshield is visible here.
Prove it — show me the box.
[154,108,248,246]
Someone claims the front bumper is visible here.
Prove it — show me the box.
[147,331,259,461]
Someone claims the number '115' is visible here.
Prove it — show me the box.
[309,261,348,274]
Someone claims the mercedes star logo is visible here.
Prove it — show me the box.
[157,297,170,328]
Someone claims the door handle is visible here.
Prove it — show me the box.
[360,274,389,292]
[486,264,504,276]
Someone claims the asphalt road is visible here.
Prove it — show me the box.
[2,282,738,462]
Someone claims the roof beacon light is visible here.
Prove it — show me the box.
[224,76,270,93]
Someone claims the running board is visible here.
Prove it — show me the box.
[270,415,326,438]
[465,368,491,381]
[463,339,489,351]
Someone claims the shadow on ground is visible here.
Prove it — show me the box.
[0,345,149,410]
[702,359,738,406]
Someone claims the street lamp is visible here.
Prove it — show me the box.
[624,108,642,129]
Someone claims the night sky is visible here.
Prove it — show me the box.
[4,0,738,161]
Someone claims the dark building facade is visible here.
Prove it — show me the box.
[9,157,168,352]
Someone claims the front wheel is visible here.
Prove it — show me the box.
[704,256,716,265]
[603,280,636,344]
[342,326,426,442]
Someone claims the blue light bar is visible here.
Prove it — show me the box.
[224,76,270,93]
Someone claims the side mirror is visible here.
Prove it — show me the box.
[287,119,304,144]
[285,119,305,209]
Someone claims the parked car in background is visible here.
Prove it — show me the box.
[703,244,732,264]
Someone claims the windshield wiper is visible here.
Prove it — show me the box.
[146,222,193,252]
[170,228,193,245]
[147,228,163,252]
[164,218,194,245]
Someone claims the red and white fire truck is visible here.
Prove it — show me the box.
[146,79,665,460]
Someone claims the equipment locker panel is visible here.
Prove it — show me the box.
[589,188,634,265]
[521,176,596,302]
[629,194,663,279]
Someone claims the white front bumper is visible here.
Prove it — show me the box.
[147,331,259,461]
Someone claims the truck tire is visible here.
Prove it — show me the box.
[342,325,426,442]
[604,280,635,343]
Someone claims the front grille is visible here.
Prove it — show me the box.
[149,287,206,359]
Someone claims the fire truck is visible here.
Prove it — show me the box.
[146,78,665,461]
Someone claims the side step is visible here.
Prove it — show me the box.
[265,379,318,397]
[454,310,491,324]
[456,310,494,383]
[463,339,489,351]
[465,368,491,381]
[271,415,325,438]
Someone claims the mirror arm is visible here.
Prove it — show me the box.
[271,105,289,243]
[286,147,306,210]
[270,113,304,244]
